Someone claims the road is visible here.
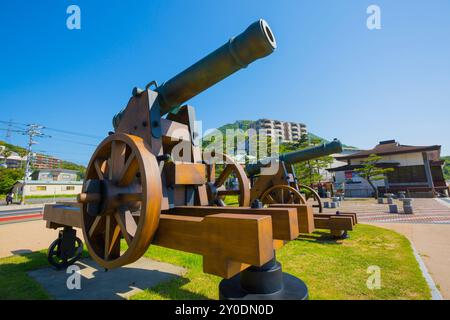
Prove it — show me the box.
[0,206,44,224]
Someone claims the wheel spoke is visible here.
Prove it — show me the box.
[118,152,139,187]
[125,210,138,237]
[118,192,142,202]
[265,194,276,204]
[88,216,103,237]
[94,159,106,180]
[104,215,120,260]
[114,210,132,246]
[214,164,234,188]
[110,141,127,182]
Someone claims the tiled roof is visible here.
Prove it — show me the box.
[335,140,440,160]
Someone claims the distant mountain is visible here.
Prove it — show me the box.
[208,121,356,149]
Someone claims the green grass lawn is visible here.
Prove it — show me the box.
[130,224,430,300]
[0,225,430,300]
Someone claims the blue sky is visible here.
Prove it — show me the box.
[0,0,449,164]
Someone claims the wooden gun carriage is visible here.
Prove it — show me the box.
[205,140,357,238]
[43,19,309,299]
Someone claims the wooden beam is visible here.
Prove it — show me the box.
[167,206,299,241]
[314,213,357,226]
[164,162,206,186]
[313,216,353,231]
[268,204,314,234]
[43,203,276,279]
[154,213,274,278]
[43,203,82,229]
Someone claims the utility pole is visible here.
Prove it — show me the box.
[4,119,13,144]
[20,124,51,205]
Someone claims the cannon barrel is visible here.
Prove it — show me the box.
[155,19,276,115]
[246,139,343,176]
[113,19,276,128]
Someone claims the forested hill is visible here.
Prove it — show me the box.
[0,140,86,173]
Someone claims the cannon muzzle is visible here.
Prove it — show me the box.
[113,19,276,129]
[156,19,276,115]
[246,139,343,176]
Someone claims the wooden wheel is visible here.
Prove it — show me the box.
[298,184,323,213]
[260,185,306,205]
[204,153,250,207]
[78,133,162,269]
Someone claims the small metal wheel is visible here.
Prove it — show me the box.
[204,153,250,207]
[260,184,306,205]
[78,133,162,269]
[47,236,83,269]
[298,184,323,213]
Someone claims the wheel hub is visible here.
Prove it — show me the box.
[82,178,141,217]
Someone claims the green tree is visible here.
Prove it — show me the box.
[0,168,24,194]
[2,149,12,164]
[442,156,450,181]
[17,149,27,169]
[289,136,334,186]
[354,154,394,199]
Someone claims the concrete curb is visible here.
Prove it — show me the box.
[410,242,443,300]
[0,203,45,212]
[436,198,450,209]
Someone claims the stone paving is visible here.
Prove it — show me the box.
[28,257,186,300]
[321,198,450,224]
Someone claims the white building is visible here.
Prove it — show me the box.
[11,169,83,198]
[12,180,83,197]
[249,119,307,143]
[327,140,448,198]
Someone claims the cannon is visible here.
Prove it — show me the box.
[246,139,343,211]
[206,139,357,239]
[44,19,309,300]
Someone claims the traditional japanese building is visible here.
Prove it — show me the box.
[327,140,448,197]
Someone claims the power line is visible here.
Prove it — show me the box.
[0,119,103,140]
[49,137,98,147]
[44,127,103,140]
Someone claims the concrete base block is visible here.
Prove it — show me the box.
[402,199,413,206]
[403,205,414,214]
[389,204,398,214]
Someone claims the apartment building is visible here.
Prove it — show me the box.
[249,119,307,142]
[32,154,62,169]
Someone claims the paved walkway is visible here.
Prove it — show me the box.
[0,220,63,257]
[368,222,450,299]
[322,198,450,224]
[29,257,186,299]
